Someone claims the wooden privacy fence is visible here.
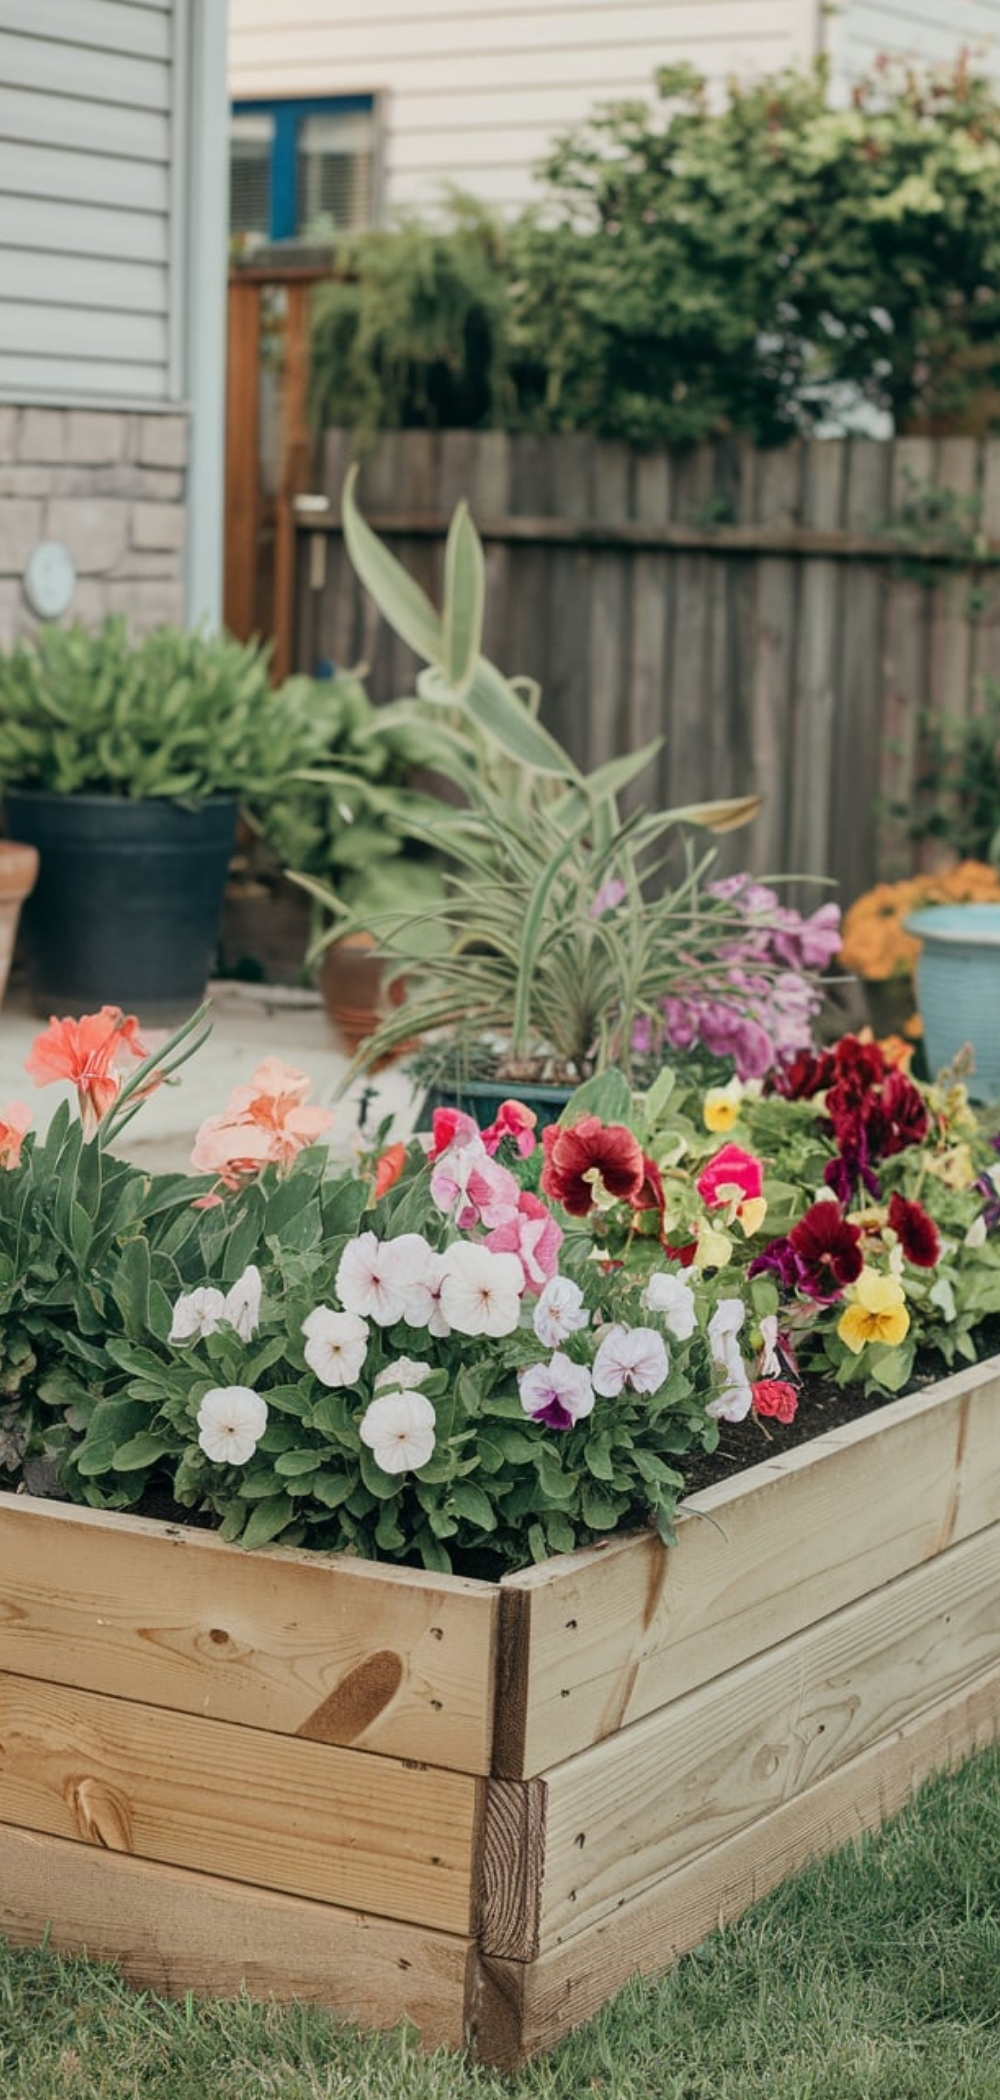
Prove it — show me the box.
[288,429,1000,907]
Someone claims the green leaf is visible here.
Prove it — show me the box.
[449,1480,497,1531]
[442,502,485,693]
[240,1494,297,1549]
[558,1070,633,1126]
[111,1237,151,1340]
[341,465,444,663]
[111,1432,174,1471]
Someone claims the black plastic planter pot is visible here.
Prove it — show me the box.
[3,791,239,1024]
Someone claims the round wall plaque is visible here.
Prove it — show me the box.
[23,540,77,621]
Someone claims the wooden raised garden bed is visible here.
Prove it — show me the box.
[3,1356,1000,2065]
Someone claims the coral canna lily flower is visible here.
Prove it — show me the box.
[837,1268,910,1354]
[25,1006,149,1136]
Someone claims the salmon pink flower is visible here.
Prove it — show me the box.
[541,1116,645,1217]
[0,1100,32,1168]
[191,1059,333,1189]
[25,1006,149,1137]
[373,1142,407,1198]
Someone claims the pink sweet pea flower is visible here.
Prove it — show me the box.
[427,1107,480,1161]
[481,1100,538,1158]
[485,1189,563,1295]
[429,1132,520,1230]
[696,1143,764,1211]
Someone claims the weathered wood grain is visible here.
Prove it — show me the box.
[495,1359,1000,1777]
[470,1657,1000,2068]
[0,1669,478,1932]
[0,1824,472,2048]
[531,1516,1000,1949]
[0,1491,497,1772]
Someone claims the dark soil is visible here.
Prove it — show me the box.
[680,1316,1000,1500]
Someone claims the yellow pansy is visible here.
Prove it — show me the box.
[838,1268,910,1355]
[703,1078,743,1134]
[693,1221,734,1271]
[924,1144,976,1192]
[736,1196,768,1237]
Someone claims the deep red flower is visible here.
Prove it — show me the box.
[633,1153,666,1214]
[887,1191,940,1268]
[788,1200,863,1301]
[769,1047,836,1101]
[752,1378,799,1424]
[878,1069,930,1157]
[540,1115,645,1217]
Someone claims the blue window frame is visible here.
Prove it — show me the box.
[231,96,375,242]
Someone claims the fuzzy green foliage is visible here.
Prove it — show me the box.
[0,619,340,805]
[903,678,1000,865]
[309,197,518,438]
[310,56,1000,447]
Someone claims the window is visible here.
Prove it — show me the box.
[230,98,376,244]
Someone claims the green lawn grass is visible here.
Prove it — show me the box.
[3,1742,1000,2100]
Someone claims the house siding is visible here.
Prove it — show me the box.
[843,1,999,79]
[0,0,180,404]
[227,0,821,215]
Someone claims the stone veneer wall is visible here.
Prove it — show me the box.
[0,405,188,646]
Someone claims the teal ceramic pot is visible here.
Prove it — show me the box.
[418,1077,575,1134]
[904,904,1000,1100]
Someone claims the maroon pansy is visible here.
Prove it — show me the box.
[540,1115,645,1218]
[887,1191,940,1268]
[788,1200,863,1301]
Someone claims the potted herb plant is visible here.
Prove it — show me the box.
[0,619,337,1022]
[298,475,769,1113]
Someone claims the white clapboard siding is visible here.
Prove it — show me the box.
[846,0,1000,75]
[0,2,179,402]
[228,0,818,214]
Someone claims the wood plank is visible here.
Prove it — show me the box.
[224,277,261,643]
[788,439,844,885]
[545,433,595,769]
[494,1357,1000,1777]
[0,1492,498,1772]
[625,449,671,818]
[506,434,553,703]
[302,510,1000,561]
[587,442,632,769]
[470,1658,1000,2067]
[0,1670,478,1933]
[0,1824,471,2049]
[975,439,1000,694]
[830,437,892,903]
[878,436,934,879]
[748,444,802,875]
[666,445,715,809]
[471,431,513,675]
[530,1516,1000,1951]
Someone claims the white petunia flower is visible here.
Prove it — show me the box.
[758,1312,782,1378]
[197,1385,268,1464]
[336,1232,434,1326]
[518,1352,595,1429]
[170,1285,227,1343]
[643,1271,697,1340]
[374,1355,433,1393]
[707,1330,754,1423]
[533,1275,590,1349]
[223,1264,262,1343]
[301,1305,370,1387]
[592,1324,670,1397]
[386,1234,450,1328]
[438,1241,525,1337]
[359,1389,436,1474]
[708,1297,745,1357]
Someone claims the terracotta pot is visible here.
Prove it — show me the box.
[0,842,39,1010]
[319,934,414,1060]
